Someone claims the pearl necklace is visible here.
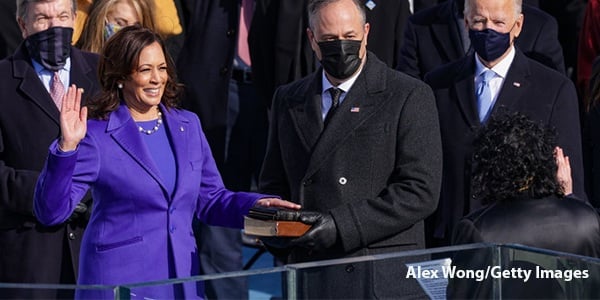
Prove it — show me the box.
[138,111,163,135]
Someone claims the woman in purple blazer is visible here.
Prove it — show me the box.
[33,25,299,299]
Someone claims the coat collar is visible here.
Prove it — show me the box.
[12,44,98,125]
[452,49,531,129]
[287,52,393,177]
[107,103,191,200]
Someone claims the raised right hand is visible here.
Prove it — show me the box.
[59,85,87,151]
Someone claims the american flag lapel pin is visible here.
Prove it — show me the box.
[513,82,521,87]
[350,107,360,113]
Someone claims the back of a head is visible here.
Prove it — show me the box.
[472,112,561,203]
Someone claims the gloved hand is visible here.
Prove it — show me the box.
[289,211,338,252]
[66,202,88,223]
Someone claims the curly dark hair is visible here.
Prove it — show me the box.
[87,25,183,119]
[472,112,563,204]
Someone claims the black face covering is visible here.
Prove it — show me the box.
[25,27,73,71]
[318,39,363,79]
[468,23,516,62]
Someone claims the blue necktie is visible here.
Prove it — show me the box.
[476,70,496,122]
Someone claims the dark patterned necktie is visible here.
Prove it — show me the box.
[324,87,342,126]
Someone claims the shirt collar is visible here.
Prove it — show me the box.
[474,45,515,78]
[32,57,71,74]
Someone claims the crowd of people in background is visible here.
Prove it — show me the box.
[1,0,600,299]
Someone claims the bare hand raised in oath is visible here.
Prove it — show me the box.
[58,85,87,152]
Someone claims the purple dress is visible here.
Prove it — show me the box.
[34,104,266,299]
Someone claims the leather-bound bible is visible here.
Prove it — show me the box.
[243,207,311,237]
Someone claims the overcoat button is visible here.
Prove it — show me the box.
[338,177,347,185]
[68,232,76,240]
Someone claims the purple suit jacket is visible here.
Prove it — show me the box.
[34,104,264,299]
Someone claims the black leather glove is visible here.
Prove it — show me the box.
[66,202,88,223]
[289,211,338,252]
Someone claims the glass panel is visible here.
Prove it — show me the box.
[120,267,287,300]
[2,244,599,299]
[499,244,600,299]
[0,282,117,299]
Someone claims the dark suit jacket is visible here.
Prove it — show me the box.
[0,1,21,60]
[449,195,600,299]
[176,0,242,165]
[424,48,584,243]
[249,0,412,108]
[0,44,99,298]
[259,52,442,298]
[398,0,565,80]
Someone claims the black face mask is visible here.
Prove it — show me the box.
[25,27,73,71]
[318,39,363,79]
[468,27,512,62]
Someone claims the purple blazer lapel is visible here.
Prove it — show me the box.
[161,106,191,199]
[108,104,167,193]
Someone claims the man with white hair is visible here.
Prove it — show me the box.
[425,0,584,247]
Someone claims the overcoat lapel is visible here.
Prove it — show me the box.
[489,51,531,115]
[288,74,323,152]
[453,56,480,129]
[13,46,98,125]
[304,54,388,177]
[12,45,60,124]
[108,104,169,196]
[162,106,191,199]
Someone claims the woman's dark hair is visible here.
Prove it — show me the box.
[87,25,183,119]
[472,111,563,204]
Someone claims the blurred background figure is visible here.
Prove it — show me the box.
[73,0,181,44]
[577,0,600,104]
[0,0,100,298]
[75,0,156,53]
[0,1,21,59]
[583,57,600,208]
